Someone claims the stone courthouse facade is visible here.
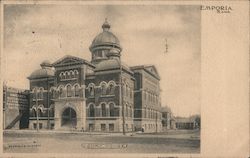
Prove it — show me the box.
[28,20,162,132]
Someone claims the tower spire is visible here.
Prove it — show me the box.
[102,18,111,31]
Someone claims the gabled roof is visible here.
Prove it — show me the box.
[130,65,160,80]
[52,55,95,68]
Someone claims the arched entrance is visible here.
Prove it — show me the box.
[61,107,77,128]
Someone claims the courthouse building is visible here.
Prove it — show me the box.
[27,20,162,132]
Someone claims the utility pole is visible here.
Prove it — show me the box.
[35,88,39,131]
[47,78,50,129]
[165,38,168,53]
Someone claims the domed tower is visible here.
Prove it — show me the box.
[28,60,55,79]
[89,19,122,64]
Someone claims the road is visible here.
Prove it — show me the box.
[3,129,200,153]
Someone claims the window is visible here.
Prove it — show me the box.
[39,88,43,99]
[51,89,56,99]
[31,108,36,117]
[108,83,115,95]
[101,124,106,131]
[50,123,54,129]
[70,71,74,78]
[122,83,126,95]
[37,108,42,117]
[95,51,102,58]
[130,89,133,98]
[88,85,95,97]
[109,103,115,117]
[59,87,63,98]
[100,82,107,95]
[74,85,80,97]
[33,123,37,129]
[101,104,106,117]
[126,104,128,117]
[66,85,72,97]
[130,106,133,117]
[89,124,94,131]
[126,85,129,97]
[39,123,43,129]
[109,124,114,132]
[74,70,79,78]
[60,72,65,80]
[89,104,95,117]
[66,71,70,79]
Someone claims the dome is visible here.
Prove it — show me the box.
[94,59,131,73]
[28,61,55,79]
[40,60,52,68]
[89,19,122,53]
[29,68,55,79]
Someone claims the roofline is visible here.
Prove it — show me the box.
[52,55,95,68]
[130,65,160,80]
[94,66,134,76]
[27,75,55,80]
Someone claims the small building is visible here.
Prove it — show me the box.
[3,85,29,129]
[175,117,196,130]
[161,106,175,130]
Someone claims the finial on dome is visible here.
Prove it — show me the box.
[102,18,111,31]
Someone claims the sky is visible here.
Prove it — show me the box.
[3,4,201,117]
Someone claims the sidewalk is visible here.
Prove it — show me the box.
[4,129,134,136]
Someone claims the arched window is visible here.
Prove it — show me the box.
[74,70,79,78]
[60,72,65,80]
[39,88,43,99]
[108,82,116,95]
[89,104,95,117]
[66,85,72,97]
[100,82,107,95]
[31,108,36,117]
[122,83,126,95]
[130,89,133,98]
[126,85,129,97]
[32,88,37,100]
[59,87,63,98]
[37,108,42,117]
[66,71,70,79]
[49,104,54,117]
[88,83,95,97]
[50,88,56,99]
[101,103,106,117]
[126,104,128,117]
[130,106,133,117]
[74,84,80,97]
[109,103,115,117]
[70,70,74,78]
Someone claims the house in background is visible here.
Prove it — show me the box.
[175,116,199,130]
